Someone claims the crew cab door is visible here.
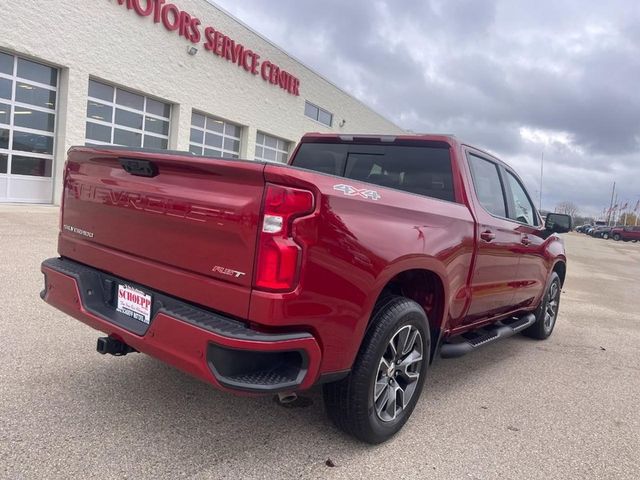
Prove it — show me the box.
[501,168,548,309]
[462,151,523,324]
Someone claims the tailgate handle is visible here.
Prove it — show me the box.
[119,158,158,177]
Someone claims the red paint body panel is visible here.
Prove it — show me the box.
[43,134,567,393]
[60,148,265,318]
[41,265,321,393]
[249,161,475,372]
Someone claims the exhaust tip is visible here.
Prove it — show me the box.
[277,392,298,404]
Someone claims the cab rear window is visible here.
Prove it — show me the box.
[291,142,454,202]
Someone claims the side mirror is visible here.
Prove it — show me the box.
[545,213,572,234]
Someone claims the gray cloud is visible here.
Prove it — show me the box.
[213,0,640,216]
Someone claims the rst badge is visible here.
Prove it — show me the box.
[212,265,246,278]
[333,184,381,200]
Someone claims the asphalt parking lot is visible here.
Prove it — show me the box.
[1,205,639,479]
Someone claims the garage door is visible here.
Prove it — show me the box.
[0,51,57,203]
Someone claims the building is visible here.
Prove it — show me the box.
[0,0,402,204]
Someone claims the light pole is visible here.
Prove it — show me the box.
[539,151,544,211]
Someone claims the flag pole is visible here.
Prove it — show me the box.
[607,182,615,226]
[539,151,544,211]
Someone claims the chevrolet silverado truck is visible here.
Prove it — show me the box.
[41,133,571,443]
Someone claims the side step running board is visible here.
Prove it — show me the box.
[440,313,536,359]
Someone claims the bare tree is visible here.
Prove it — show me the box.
[555,201,579,217]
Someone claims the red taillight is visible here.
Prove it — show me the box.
[254,184,314,292]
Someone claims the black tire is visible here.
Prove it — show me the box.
[613,233,621,241]
[323,296,430,444]
[523,272,561,340]
[602,233,609,239]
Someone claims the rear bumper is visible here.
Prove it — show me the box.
[40,257,321,394]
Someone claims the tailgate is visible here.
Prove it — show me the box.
[59,147,265,312]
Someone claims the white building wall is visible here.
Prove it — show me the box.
[0,0,403,204]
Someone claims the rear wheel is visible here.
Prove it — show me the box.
[323,296,430,444]
[602,233,609,239]
[523,272,561,340]
[613,233,621,241]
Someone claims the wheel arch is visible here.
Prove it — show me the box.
[367,260,449,362]
[552,259,567,286]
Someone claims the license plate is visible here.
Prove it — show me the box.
[116,284,152,324]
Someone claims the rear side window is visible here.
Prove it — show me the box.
[291,143,348,176]
[468,154,507,217]
[292,143,455,202]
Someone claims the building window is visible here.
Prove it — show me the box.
[0,51,58,202]
[189,112,241,158]
[85,79,171,149]
[255,132,290,163]
[304,101,333,127]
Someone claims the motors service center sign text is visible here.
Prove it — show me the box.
[113,0,301,96]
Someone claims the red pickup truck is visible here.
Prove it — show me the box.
[41,133,571,443]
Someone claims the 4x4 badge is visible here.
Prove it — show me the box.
[333,184,381,200]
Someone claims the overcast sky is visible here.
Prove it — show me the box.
[213,0,640,217]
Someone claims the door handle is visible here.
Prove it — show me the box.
[521,235,531,246]
[480,230,496,242]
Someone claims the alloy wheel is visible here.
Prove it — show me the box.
[373,325,424,422]
[544,281,560,333]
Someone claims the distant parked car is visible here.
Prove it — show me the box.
[611,226,640,242]
[576,224,592,233]
[593,226,613,239]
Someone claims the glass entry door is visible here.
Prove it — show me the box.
[0,51,57,203]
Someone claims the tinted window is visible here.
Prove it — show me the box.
[12,131,54,154]
[0,102,10,125]
[0,78,12,100]
[85,79,170,148]
[0,129,8,149]
[304,101,333,127]
[16,58,57,86]
[0,52,13,75]
[468,154,507,217]
[292,143,454,202]
[505,171,537,225]
[292,143,347,176]
[88,79,114,102]
[14,106,56,132]
[86,122,111,143]
[189,112,242,159]
[255,132,290,163]
[15,83,56,109]
[11,155,53,177]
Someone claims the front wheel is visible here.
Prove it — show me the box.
[323,296,430,444]
[602,233,609,239]
[613,233,621,241]
[523,272,561,340]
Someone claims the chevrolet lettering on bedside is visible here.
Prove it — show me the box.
[116,285,152,324]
